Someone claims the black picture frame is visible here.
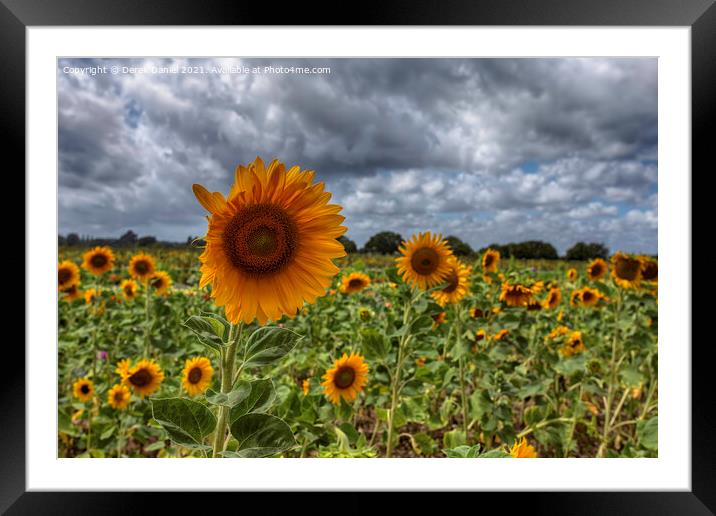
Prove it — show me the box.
[4,0,712,513]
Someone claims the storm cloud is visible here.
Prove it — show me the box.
[58,57,657,254]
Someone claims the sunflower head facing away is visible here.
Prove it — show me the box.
[340,272,371,294]
[395,232,453,290]
[122,358,164,398]
[149,271,172,296]
[193,157,347,326]
[431,256,471,306]
[120,279,138,301]
[128,252,157,282]
[611,252,642,289]
[82,246,115,276]
[499,282,534,308]
[58,260,81,291]
[72,377,94,402]
[543,287,562,310]
[108,384,131,410]
[482,248,500,273]
[182,356,214,397]
[639,256,658,283]
[587,258,608,281]
[321,352,369,405]
[510,437,537,458]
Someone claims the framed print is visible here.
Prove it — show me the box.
[5,0,713,512]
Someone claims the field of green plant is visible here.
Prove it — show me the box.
[58,246,658,459]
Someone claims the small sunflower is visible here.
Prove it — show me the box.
[128,252,157,282]
[396,232,453,290]
[587,258,608,281]
[510,437,537,458]
[123,359,164,398]
[475,329,487,342]
[561,331,586,357]
[431,311,448,328]
[62,284,82,303]
[149,271,172,296]
[340,272,371,294]
[193,157,347,325]
[84,288,99,305]
[569,290,581,307]
[567,268,578,281]
[482,249,500,273]
[493,329,510,341]
[543,287,562,310]
[546,325,570,341]
[321,352,369,405]
[499,282,534,307]
[58,260,81,291]
[611,252,642,289]
[120,279,138,301]
[181,356,214,397]
[107,384,131,410]
[302,379,310,396]
[72,377,94,402]
[639,256,658,283]
[469,307,484,319]
[82,246,115,275]
[579,287,602,308]
[431,256,471,306]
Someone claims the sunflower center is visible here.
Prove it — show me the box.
[615,257,641,280]
[642,261,657,280]
[582,291,594,302]
[114,391,125,402]
[129,369,152,387]
[484,255,495,268]
[590,264,604,276]
[151,278,163,289]
[223,204,298,276]
[58,268,72,284]
[80,384,90,394]
[188,367,203,384]
[411,247,440,276]
[442,270,459,294]
[333,366,356,389]
[124,285,134,296]
[134,260,150,275]
[348,278,364,289]
[90,254,108,268]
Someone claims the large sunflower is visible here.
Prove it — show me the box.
[543,286,562,310]
[340,272,371,294]
[395,232,453,290]
[586,258,608,281]
[431,256,471,306]
[510,437,537,458]
[122,359,164,398]
[482,248,500,273]
[120,279,138,301]
[181,356,214,397]
[128,252,156,282]
[149,271,172,296]
[107,384,131,410]
[72,378,94,402]
[321,352,369,405]
[611,252,642,289]
[58,260,80,291]
[193,157,347,325]
[82,246,115,276]
[639,256,658,283]
[499,282,534,307]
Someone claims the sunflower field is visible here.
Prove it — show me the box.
[58,158,658,459]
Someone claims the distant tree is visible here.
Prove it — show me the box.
[119,230,138,245]
[138,236,157,246]
[338,235,358,254]
[58,235,66,246]
[478,241,558,260]
[362,231,403,254]
[445,235,473,257]
[565,242,609,261]
[66,233,80,246]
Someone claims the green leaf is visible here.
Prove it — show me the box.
[479,450,511,458]
[243,326,302,368]
[443,444,479,458]
[361,328,390,360]
[637,417,658,451]
[183,315,227,351]
[206,381,251,408]
[150,397,216,450]
[229,413,297,457]
[443,429,466,449]
[229,379,277,423]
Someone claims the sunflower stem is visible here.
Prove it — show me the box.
[143,281,152,358]
[454,306,469,439]
[599,287,622,457]
[386,298,413,457]
[212,322,241,458]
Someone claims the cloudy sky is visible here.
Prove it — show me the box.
[58,58,657,254]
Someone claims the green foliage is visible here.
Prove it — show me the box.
[150,397,216,450]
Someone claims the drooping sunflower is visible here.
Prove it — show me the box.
[499,282,534,307]
[510,437,538,458]
[128,252,157,282]
[58,260,80,291]
[482,248,500,273]
[611,251,642,289]
[193,157,347,325]
[396,231,453,290]
[586,258,608,281]
[543,286,562,310]
[122,359,164,398]
[340,272,371,294]
[566,268,578,281]
[82,246,115,275]
[120,279,138,301]
[62,284,82,303]
[431,256,471,306]
[321,352,369,405]
[639,256,658,283]
[72,377,94,402]
[149,271,172,296]
[561,331,586,357]
[181,356,214,397]
[579,287,602,308]
[107,384,131,410]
